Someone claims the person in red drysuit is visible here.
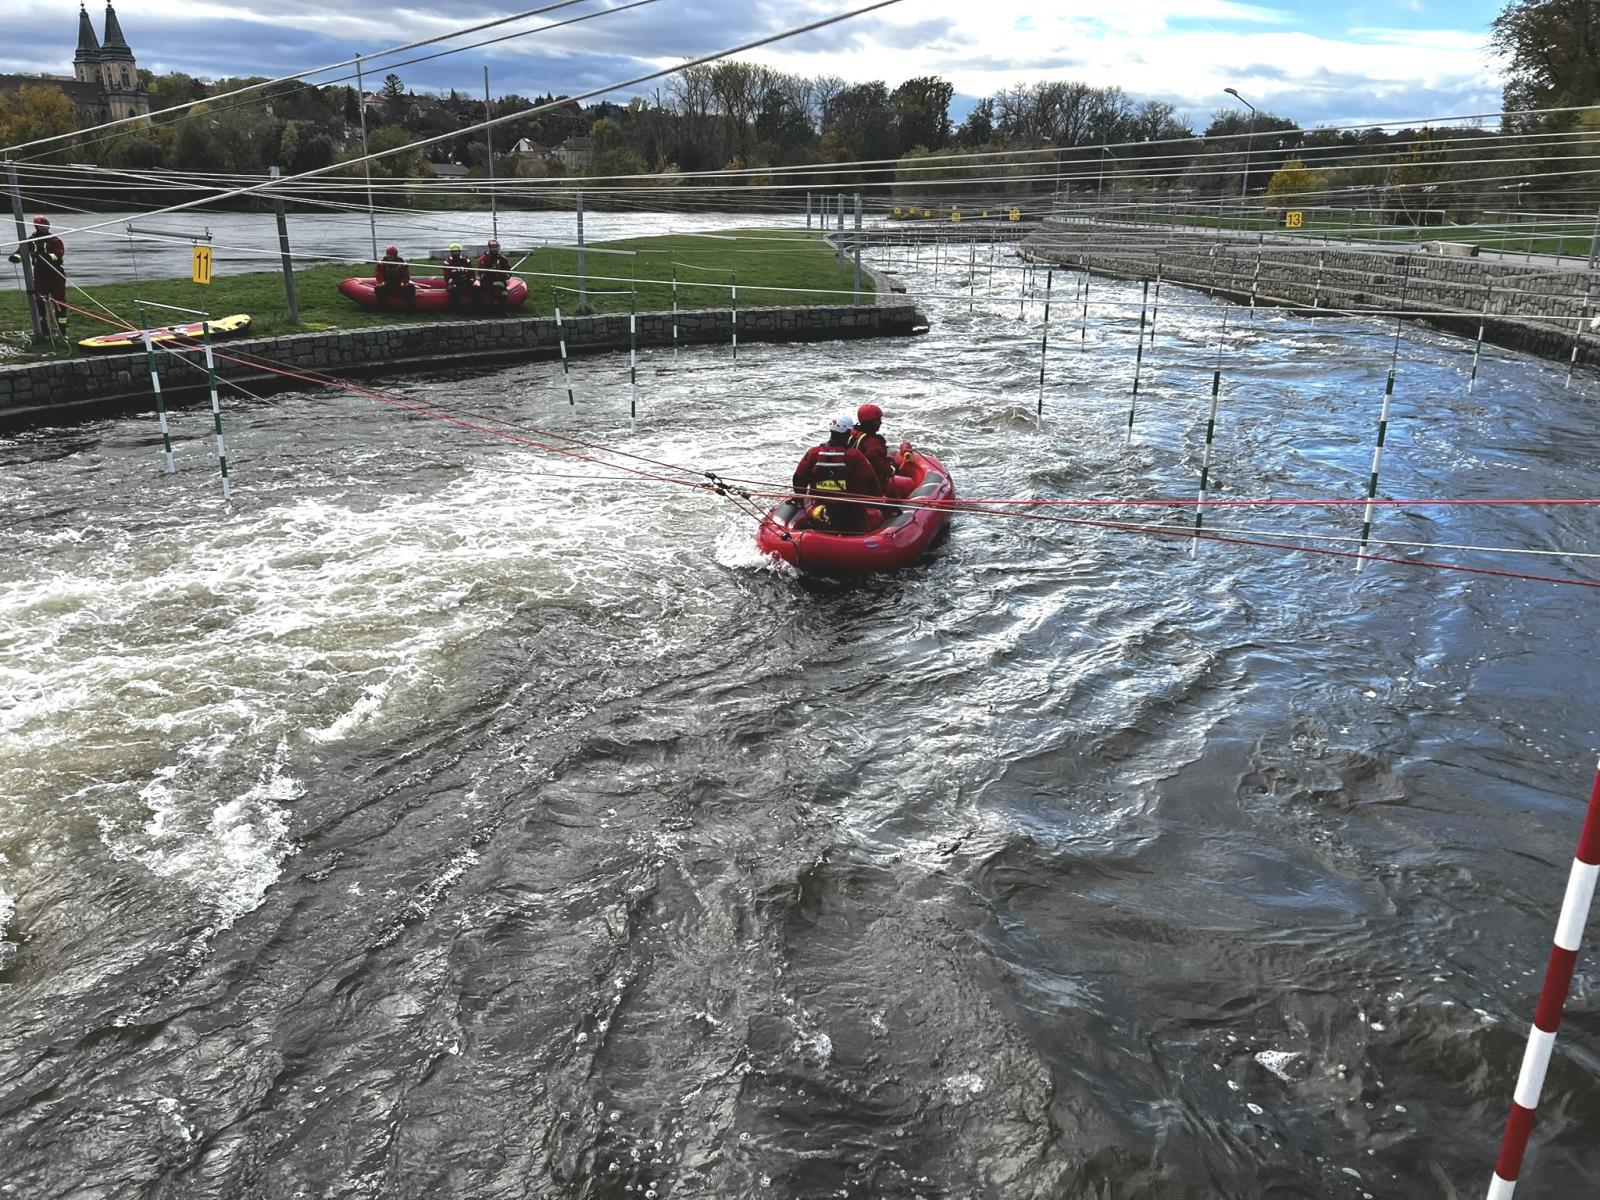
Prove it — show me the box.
[476,239,511,309]
[373,245,416,306]
[793,413,883,532]
[8,215,68,338]
[852,400,924,498]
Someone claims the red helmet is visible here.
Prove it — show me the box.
[384,245,398,256]
[857,403,883,427]
[32,215,49,225]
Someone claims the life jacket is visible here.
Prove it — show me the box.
[809,445,854,493]
[478,253,510,282]
[376,257,409,285]
[442,253,472,283]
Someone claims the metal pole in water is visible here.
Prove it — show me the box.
[968,242,975,314]
[139,304,175,472]
[1468,284,1492,394]
[628,282,637,424]
[1036,267,1053,429]
[1193,306,1231,557]
[1357,260,1410,570]
[1018,251,1027,320]
[1566,278,1591,389]
[987,239,996,297]
[1313,251,1324,309]
[1125,278,1149,444]
[1486,757,1600,1200]
[552,290,575,405]
[202,320,231,501]
[730,271,738,361]
[1248,250,1261,321]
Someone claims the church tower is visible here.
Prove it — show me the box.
[72,4,102,86]
[92,4,149,120]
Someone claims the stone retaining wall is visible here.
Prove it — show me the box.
[1023,218,1600,367]
[0,298,928,427]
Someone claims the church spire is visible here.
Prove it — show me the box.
[75,4,102,60]
[102,2,131,55]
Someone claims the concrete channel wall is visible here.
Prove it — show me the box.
[0,296,928,427]
[1023,218,1600,367]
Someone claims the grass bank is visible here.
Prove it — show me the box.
[0,228,873,363]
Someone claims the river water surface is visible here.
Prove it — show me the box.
[2,242,1599,1199]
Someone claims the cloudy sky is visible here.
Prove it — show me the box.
[5,0,1507,130]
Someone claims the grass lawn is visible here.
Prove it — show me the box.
[0,228,872,363]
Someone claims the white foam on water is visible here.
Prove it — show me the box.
[1255,1049,1300,1082]
[944,1071,987,1103]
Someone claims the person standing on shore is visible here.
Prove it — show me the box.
[8,216,68,339]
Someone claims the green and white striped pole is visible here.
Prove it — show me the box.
[1125,278,1149,444]
[1468,283,1492,394]
[671,264,679,361]
[1147,259,1163,347]
[138,304,175,473]
[1313,251,1325,309]
[201,320,231,501]
[1079,257,1090,352]
[730,271,738,361]
[1357,261,1411,571]
[1566,278,1591,390]
[1036,267,1053,430]
[552,290,575,406]
[1192,307,1232,557]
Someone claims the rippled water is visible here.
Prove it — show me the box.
[3,242,1599,1199]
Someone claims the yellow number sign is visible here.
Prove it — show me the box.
[892,206,902,217]
[1009,207,1022,222]
[923,208,933,218]
[1284,210,1304,229]
[950,208,962,223]
[192,244,213,285]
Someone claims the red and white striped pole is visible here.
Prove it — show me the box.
[1488,758,1600,1199]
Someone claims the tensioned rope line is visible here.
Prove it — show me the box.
[42,0,908,244]
[3,0,612,154]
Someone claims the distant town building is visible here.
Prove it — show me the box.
[428,162,470,178]
[0,3,151,125]
[512,137,553,160]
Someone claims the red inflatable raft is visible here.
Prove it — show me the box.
[336,275,529,312]
[756,449,955,574]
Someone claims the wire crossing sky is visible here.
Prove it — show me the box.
[0,0,1508,130]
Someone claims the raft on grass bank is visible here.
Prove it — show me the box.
[337,276,529,313]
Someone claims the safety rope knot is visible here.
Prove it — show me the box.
[702,471,752,501]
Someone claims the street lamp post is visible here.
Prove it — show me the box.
[1223,86,1257,207]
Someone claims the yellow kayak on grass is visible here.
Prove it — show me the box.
[78,313,252,354]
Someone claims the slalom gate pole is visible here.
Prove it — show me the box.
[1469,284,1492,395]
[1247,250,1261,321]
[968,243,975,314]
[201,321,231,501]
[628,283,638,424]
[138,304,175,473]
[730,271,738,361]
[1036,267,1053,429]
[1080,258,1090,351]
[1565,279,1591,390]
[1192,306,1232,556]
[552,290,575,406]
[671,265,679,360]
[1019,253,1027,320]
[1147,259,1163,347]
[1357,259,1411,570]
[1313,251,1325,309]
[987,240,996,297]
[1487,758,1600,1200]
[1125,278,1149,444]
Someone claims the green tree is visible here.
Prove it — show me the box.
[892,76,953,152]
[1491,0,1600,115]
[1265,156,1316,205]
[379,73,406,123]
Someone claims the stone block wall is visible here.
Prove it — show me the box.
[0,298,928,426]
[1023,219,1600,367]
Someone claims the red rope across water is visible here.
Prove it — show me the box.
[47,296,1600,589]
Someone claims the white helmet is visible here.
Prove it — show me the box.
[829,414,853,435]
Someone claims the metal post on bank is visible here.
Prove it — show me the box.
[852,192,862,304]
[4,160,46,342]
[484,66,499,245]
[268,166,299,325]
[353,54,378,265]
[576,189,587,313]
